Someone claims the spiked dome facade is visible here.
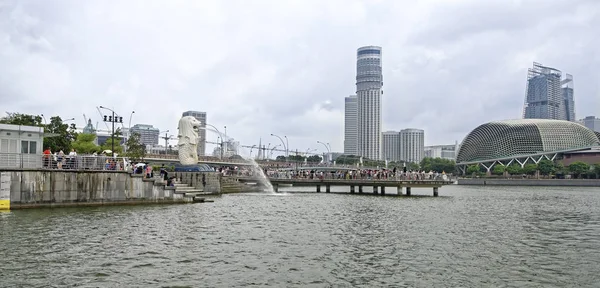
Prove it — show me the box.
[456,119,600,172]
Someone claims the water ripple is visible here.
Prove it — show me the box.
[2,186,600,287]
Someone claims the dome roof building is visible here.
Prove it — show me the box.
[457,119,600,165]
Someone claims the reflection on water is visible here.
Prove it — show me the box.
[1,186,600,287]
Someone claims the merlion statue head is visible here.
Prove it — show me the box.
[177,116,202,146]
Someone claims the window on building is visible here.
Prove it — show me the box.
[21,140,37,154]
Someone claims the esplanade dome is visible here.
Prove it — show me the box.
[456,119,600,164]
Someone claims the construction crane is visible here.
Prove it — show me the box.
[83,114,87,123]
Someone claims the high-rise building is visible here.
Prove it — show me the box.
[129,124,160,146]
[578,116,600,132]
[523,62,575,121]
[344,95,358,155]
[562,74,576,121]
[400,128,424,163]
[382,131,400,162]
[182,111,206,156]
[356,46,383,160]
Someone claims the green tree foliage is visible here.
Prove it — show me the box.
[593,164,600,178]
[288,155,305,162]
[466,164,480,175]
[492,165,505,175]
[71,133,100,154]
[306,155,322,163]
[522,163,538,175]
[275,155,286,161]
[125,132,146,161]
[335,155,361,165]
[568,161,590,178]
[101,128,123,154]
[0,112,43,126]
[419,157,456,173]
[43,116,77,152]
[506,164,522,175]
[537,159,555,176]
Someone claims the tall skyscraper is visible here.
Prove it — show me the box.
[344,95,358,155]
[182,111,206,156]
[400,128,424,163]
[562,74,576,121]
[382,131,400,161]
[356,46,383,160]
[523,62,575,121]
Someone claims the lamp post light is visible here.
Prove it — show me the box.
[284,135,289,157]
[201,122,224,159]
[270,133,287,159]
[40,114,47,125]
[317,141,331,165]
[159,130,170,155]
[269,144,281,159]
[99,106,123,157]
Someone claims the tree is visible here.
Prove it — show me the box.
[288,155,305,162]
[335,155,361,165]
[306,155,322,163]
[125,132,146,161]
[568,161,590,178]
[593,164,600,178]
[492,165,505,175]
[275,155,286,161]
[71,133,100,154]
[506,164,522,175]
[420,157,456,173]
[467,164,480,175]
[101,128,123,154]
[43,116,77,152]
[522,163,537,175]
[537,159,555,176]
[407,162,420,171]
[0,112,43,126]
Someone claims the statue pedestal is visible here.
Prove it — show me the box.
[174,164,203,172]
[174,164,213,172]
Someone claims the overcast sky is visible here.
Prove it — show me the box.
[1,0,599,156]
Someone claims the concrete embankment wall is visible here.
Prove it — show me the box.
[0,170,220,210]
[172,171,221,193]
[458,178,600,187]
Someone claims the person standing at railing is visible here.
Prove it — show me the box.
[43,147,52,169]
[68,149,77,169]
[57,150,65,169]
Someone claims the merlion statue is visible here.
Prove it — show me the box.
[177,116,202,166]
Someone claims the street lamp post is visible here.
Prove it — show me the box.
[160,130,170,155]
[270,134,287,159]
[200,122,224,159]
[317,141,331,164]
[99,106,123,157]
[40,114,47,125]
[284,136,289,157]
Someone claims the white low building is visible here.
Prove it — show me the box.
[0,124,44,168]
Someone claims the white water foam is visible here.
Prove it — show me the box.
[247,158,275,193]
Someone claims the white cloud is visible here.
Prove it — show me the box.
[0,0,598,156]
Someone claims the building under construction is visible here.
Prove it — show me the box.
[523,62,576,121]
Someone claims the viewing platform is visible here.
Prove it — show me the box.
[234,177,454,196]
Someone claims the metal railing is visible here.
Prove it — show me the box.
[0,153,129,171]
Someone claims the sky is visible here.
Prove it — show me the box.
[1,0,599,156]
